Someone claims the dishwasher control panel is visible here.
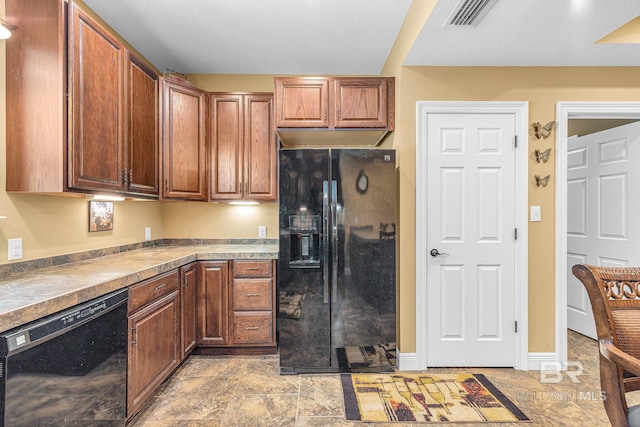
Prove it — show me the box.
[0,288,128,355]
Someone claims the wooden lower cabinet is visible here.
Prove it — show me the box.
[126,259,276,419]
[180,262,198,359]
[231,261,275,346]
[196,261,230,346]
[127,270,180,419]
[195,259,276,354]
[233,312,273,344]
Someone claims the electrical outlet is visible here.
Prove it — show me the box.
[258,226,267,239]
[145,227,152,241]
[8,238,22,261]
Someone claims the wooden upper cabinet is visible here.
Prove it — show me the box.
[244,94,277,200]
[68,3,125,192]
[274,77,394,131]
[210,93,276,202]
[6,0,66,193]
[275,78,329,128]
[5,0,160,198]
[210,94,243,200]
[126,53,159,196]
[334,78,388,128]
[161,79,207,201]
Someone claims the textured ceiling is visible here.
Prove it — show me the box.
[82,0,413,75]
[82,0,640,75]
[405,0,640,66]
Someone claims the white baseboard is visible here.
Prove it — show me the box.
[396,351,419,371]
[397,351,559,372]
[528,352,561,370]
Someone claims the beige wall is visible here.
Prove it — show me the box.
[394,66,640,353]
[380,0,437,352]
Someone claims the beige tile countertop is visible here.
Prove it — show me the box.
[0,243,278,334]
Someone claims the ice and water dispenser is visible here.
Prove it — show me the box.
[288,214,320,268]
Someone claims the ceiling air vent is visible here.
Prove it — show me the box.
[448,0,497,26]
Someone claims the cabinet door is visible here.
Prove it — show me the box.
[126,53,159,197]
[244,94,276,201]
[6,0,66,193]
[180,263,197,359]
[127,291,180,418]
[333,78,388,128]
[209,94,243,200]
[68,4,125,192]
[275,78,329,128]
[161,79,207,200]
[197,261,229,346]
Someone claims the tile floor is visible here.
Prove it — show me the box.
[130,331,638,426]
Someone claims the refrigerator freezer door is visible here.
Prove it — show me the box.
[278,149,331,373]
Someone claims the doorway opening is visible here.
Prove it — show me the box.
[555,102,640,366]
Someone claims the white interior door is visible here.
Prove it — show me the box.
[567,121,640,339]
[426,113,516,367]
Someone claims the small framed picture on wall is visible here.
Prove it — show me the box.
[89,201,114,232]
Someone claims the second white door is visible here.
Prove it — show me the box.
[426,113,517,367]
[567,121,640,339]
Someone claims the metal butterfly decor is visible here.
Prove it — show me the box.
[532,121,556,140]
[534,148,552,163]
[535,174,550,188]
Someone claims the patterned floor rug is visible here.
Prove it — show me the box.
[341,373,530,423]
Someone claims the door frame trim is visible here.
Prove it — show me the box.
[555,102,640,368]
[416,101,529,370]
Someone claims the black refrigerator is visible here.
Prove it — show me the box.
[277,148,396,374]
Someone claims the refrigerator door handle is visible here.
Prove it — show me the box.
[331,180,338,303]
[322,180,330,304]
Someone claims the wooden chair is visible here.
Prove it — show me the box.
[572,264,640,427]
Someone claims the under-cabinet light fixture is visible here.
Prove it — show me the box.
[228,201,260,206]
[88,194,126,202]
[0,18,17,40]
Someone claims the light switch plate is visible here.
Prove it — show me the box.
[8,238,22,261]
[145,227,151,241]
[258,226,267,238]
[530,206,541,222]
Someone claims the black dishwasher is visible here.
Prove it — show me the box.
[0,288,128,427]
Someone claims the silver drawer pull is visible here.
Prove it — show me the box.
[246,293,261,297]
[245,327,260,330]
[153,283,167,292]
[245,267,260,271]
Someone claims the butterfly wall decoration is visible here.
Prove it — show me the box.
[535,174,550,188]
[532,121,556,140]
[534,148,551,163]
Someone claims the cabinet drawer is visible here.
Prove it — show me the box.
[233,260,272,278]
[233,312,273,344]
[129,270,179,313]
[233,279,272,310]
